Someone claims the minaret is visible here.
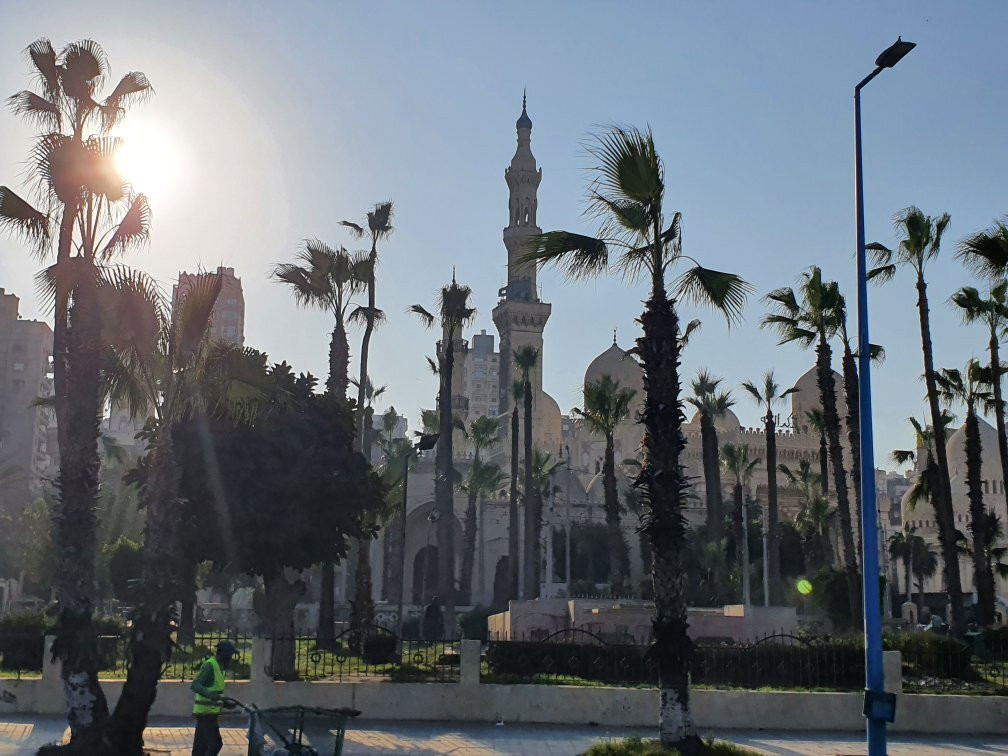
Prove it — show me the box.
[493,93,552,414]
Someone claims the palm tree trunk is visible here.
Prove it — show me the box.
[916,273,966,635]
[699,414,723,540]
[178,560,196,646]
[329,318,351,398]
[460,486,478,605]
[318,560,336,647]
[602,433,627,591]
[350,538,374,635]
[522,379,536,600]
[51,277,111,746]
[765,416,781,604]
[636,288,700,754]
[915,576,924,624]
[436,336,457,634]
[818,431,829,495]
[816,335,861,627]
[965,410,994,625]
[509,407,520,600]
[356,249,377,451]
[904,554,912,606]
[107,432,184,753]
[841,344,864,569]
[988,334,1008,516]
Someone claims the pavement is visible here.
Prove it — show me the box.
[2,716,1008,755]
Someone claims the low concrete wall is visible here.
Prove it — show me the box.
[4,638,1007,735]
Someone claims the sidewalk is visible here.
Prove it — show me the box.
[3,717,1007,755]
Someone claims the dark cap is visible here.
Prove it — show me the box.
[216,641,237,658]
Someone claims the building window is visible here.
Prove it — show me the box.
[12,363,24,372]
[226,298,238,306]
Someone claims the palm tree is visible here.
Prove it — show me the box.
[686,370,733,540]
[742,371,795,603]
[272,239,365,648]
[951,281,1008,516]
[522,126,750,751]
[763,267,860,625]
[527,447,563,590]
[936,360,996,625]
[910,538,939,623]
[576,375,636,591]
[868,208,965,633]
[411,276,477,636]
[806,409,830,495]
[1,38,152,745]
[105,270,268,751]
[459,416,504,604]
[888,526,918,607]
[721,443,760,606]
[781,458,833,571]
[513,345,540,599]
[508,380,523,600]
[340,202,394,453]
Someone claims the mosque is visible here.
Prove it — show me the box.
[365,97,863,613]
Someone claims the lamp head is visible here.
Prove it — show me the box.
[416,433,439,452]
[875,37,915,68]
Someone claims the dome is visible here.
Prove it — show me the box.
[945,417,1001,485]
[584,341,644,398]
[688,407,741,431]
[534,389,563,451]
[516,93,532,130]
[789,365,844,427]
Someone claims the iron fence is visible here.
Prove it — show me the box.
[264,625,459,682]
[895,629,1008,695]
[98,629,252,681]
[0,632,44,679]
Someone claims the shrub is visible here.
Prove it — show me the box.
[885,632,973,679]
[485,640,650,683]
[361,632,396,665]
[0,610,49,671]
[693,639,864,690]
[459,605,496,641]
[401,616,421,640]
[585,737,761,755]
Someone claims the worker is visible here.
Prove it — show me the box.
[190,640,237,756]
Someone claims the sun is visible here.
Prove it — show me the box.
[113,120,182,202]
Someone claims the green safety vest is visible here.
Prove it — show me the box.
[193,656,225,716]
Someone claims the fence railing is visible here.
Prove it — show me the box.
[97,629,253,681]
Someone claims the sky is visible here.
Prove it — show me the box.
[0,1,1006,466]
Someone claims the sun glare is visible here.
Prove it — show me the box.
[113,121,182,203]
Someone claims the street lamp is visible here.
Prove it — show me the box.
[855,35,914,756]
[396,432,439,639]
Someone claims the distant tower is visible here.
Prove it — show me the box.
[492,93,551,413]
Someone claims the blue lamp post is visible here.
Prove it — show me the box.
[855,36,915,756]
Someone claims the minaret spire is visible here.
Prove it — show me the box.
[613,328,617,345]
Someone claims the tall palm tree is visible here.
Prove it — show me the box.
[576,375,636,591]
[910,538,939,623]
[523,125,751,752]
[685,370,733,540]
[952,282,1008,516]
[411,276,477,636]
[888,526,919,607]
[508,380,523,600]
[527,447,563,590]
[340,202,394,453]
[960,511,1008,594]
[0,38,152,745]
[781,458,833,570]
[721,443,760,606]
[936,360,996,625]
[513,345,540,599]
[868,206,965,635]
[806,409,830,495]
[272,239,365,648]
[105,270,268,751]
[742,371,795,604]
[763,267,861,625]
[459,416,503,604]
[832,294,884,567]
[459,459,507,604]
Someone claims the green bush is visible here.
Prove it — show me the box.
[0,610,50,671]
[885,632,973,679]
[459,605,496,641]
[485,640,648,683]
[585,737,760,755]
[693,640,864,690]
[361,633,396,665]
[401,616,420,640]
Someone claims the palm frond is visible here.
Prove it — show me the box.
[680,318,701,347]
[171,273,222,363]
[957,220,1008,279]
[367,201,394,236]
[0,186,50,257]
[99,71,152,132]
[100,193,150,260]
[672,265,752,327]
[587,125,662,206]
[26,39,60,104]
[7,90,60,129]
[409,304,435,328]
[339,220,364,237]
[520,231,609,281]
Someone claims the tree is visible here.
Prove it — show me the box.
[806,409,830,495]
[780,460,835,571]
[957,512,1008,607]
[103,272,271,751]
[936,361,996,625]
[685,370,733,540]
[762,267,861,626]
[910,537,939,622]
[868,207,965,635]
[576,375,636,591]
[514,346,540,599]
[273,239,366,648]
[888,526,922,608]
[523,126,751,752]
[508,380,522,600]
[411,276,477,636]
[103,537,141,603]
[1,38,152,745]
[741,371,795,603]
[952,281,1008,517]
[721,443,760,606]
[527,448,563,591]
[459,416,505,604]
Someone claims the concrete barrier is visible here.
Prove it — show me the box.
[3,638,1006,735]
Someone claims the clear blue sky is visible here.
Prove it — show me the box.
[1,1,1005,464]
